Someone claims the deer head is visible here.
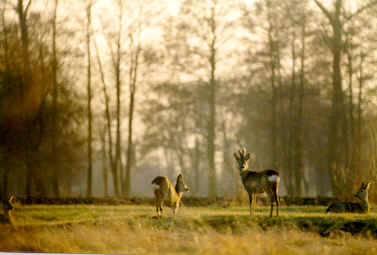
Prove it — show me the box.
[233,148,250,171]
[355,182,371,201]
[175,174,189,194]
[8,194,15,203]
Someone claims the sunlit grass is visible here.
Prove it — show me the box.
[8,204,377,226]
[4,204,376,229]
[1,204,377,254]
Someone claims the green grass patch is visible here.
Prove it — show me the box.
[6,204,377,236]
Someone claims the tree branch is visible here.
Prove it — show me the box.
[345,0,377,22]
[314,0,333,23]
[24,0,32,14]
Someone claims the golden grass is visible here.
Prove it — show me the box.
[1,204,377,254]
[1,221,377,255]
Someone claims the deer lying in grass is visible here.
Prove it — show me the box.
[152,174,189,217]
[234,148,280,217]
[326,182,372,214]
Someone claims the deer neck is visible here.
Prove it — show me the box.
[355,193,369,211]
[360,197,369,211]
[239,170,246,179]
[176,191,183,198]
[240,169,253,183]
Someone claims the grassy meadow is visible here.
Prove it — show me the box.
[1,204,377,254]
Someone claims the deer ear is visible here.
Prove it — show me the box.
[234,153,239,161]
[365,182,371,189]
[246,152,250,160]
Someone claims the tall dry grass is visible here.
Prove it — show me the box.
[1,204,377,254]
[1,221,377,255]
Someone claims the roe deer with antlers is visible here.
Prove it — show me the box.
[152,174,189,217]
[326,182,372,214]
[234,148,280,217]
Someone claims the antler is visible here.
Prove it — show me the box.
[234,148,253,163]
[238,148,250,160]
[360,182,372,190]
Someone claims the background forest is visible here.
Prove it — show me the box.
[0,0,377,201]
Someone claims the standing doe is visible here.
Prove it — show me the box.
[234,148,280,217]
[152,174,189,217]
[326,182,372,214]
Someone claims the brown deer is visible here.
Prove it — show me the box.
[326,182,372,214]
[151,174,189,217]
[234,148,280,217]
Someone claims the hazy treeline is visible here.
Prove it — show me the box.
[0,0,377,200]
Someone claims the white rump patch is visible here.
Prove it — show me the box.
[268,175,278,182]
[326,211,331,215]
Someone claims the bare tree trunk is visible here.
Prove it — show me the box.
[124,94,135,197]
[346,37,354,161]
[344,33,357,187]
[1,2,10,200]
[267,20,278,169]
[284,29,297,197]
[314,0,345,196]
[100,130,108,197]
[85,1,93,197]
[113,1,123,196]
[221,120,233,196]
[208,79,216,198]
[207,5,217,198]
[94,41,119,197]
[1,153,10,201]
[51,0,60,197]
[1,3,9,72]
[193,138,201,196]
[16,0,33,196]
[124,43,140,197]
[295,20,306,196]
[16,0,31,73]
[357,52,366,169]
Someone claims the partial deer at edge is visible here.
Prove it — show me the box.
[326,182,372,214]
[151,174,189,217]
[234,148,280,217]
[1,195,15,224]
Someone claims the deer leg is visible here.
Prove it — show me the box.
[156,199,163,217]
[174,203,179,215]
[274,189,279,216]
[248,193,254,216]
[270,183,279,216]
[160,201,164,217]
[253,193,256,213]
[270,198,273,217]
[266,190,273,217]
[155,199,159,216]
